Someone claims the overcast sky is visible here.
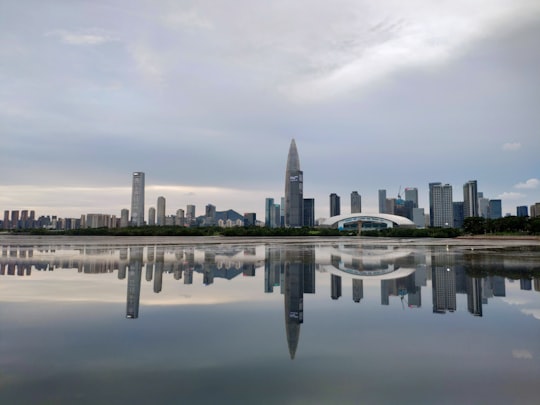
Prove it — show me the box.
[1,0,539,220]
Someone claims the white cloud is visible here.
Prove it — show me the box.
[46,29,118,45]
[514,178,540,189]
[521,308,540,320]
[497,192,526,200]
[512,349,533,359]
[163,9,213,30]
[281,0,540,102]
[502,142,521,151]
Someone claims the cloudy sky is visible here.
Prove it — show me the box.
[1,0,539,220]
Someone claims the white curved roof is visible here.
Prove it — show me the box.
[319,212,415,227]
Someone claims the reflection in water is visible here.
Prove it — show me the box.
[2,242,540,358]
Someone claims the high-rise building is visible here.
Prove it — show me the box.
[431,183,453,227]
[429,182,441,227]
[3,210,9,229]
[265,198,274,227]
[351,191,361,213]
[11,210,19,229]
[243,212,256,226]
[404,187,418,208]
[176,209,185,226]
[453,202,464,228]
[157,196,166,226]
[205,204,216,226]
[186,205,196,226]
[489,199,502,219]
[516,206,528,217]
[531,202,540,217]
[120,209,129,228]
[284,139,303,227]
[148,207,156,226]
[330,193,340,217]
[130,172,145,226]
[463,180,478,219]
[378,189,386,213]
[303,198,315,227]
[478,192,489,218]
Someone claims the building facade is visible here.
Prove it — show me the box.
[351,191,361,213]
[463,180,478,219]
[303,198,315,227]
[284,139,304,227]
[431,183,453,227]
[378,189,386,214]
[130,172,145,226]
[157,196,166,226]
[330,193,341,217]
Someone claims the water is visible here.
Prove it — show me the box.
[1,235,539,405]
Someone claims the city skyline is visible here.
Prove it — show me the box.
[2,1,540,219]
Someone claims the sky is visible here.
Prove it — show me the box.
[1,0,540,220]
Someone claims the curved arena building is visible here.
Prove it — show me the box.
[319,213,416,231]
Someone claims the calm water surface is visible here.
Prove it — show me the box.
[1,236,539,405]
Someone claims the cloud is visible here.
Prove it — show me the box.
[512,349,533,359]
[281,1,540,102]
[163,9,213,30]
[46,29,118,45]
[521,308,540,320]
[502,142,521,151]
[514,178,540,189]
[497,192,526,200]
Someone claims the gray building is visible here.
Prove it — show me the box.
[330,193,341,217]
[130,172,145,226]
[378,189,386,213]
[186,205,196,226]
[351,191,361,213]
[176,209,185,226]
[148,207,156,226]
[405,187,418,208]
[120,209,129,228]
[463,180,478,218]
[157,196,166,226]
[284,139,304,227]
[430,183,453,227]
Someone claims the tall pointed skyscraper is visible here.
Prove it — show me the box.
[284,139,303,227]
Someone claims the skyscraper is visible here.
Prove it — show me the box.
[186,205,196,226]
[378,189,386,213]
[330,193,341,217]
[303,198,315,227]
[428,182,441,227]
[284,139,303,227]
[157,196,166,226]
[404,187,418,208]
[130,172,145,226]
[463,180,478,218]
[148,207,156,226]
[351,191,361,213]
[431,183,453,227]
[265,198,274,227]
[489,199,502,219]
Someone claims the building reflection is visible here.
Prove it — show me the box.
[126,246,143,319]
[1,242,539,343]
